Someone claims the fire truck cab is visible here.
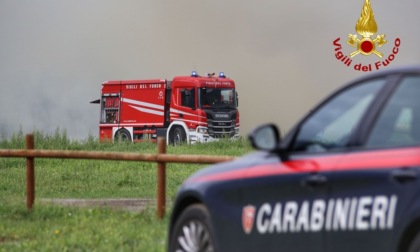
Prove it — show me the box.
[94,71,240,144]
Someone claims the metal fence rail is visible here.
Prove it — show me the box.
[0,134,235,219]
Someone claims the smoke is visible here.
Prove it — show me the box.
[1,0,419,140]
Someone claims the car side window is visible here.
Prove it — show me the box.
[290,78,386,153]
[366,76,420,148]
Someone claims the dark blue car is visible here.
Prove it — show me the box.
[168,66,420,252]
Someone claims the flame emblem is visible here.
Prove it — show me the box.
[347,0,387,58]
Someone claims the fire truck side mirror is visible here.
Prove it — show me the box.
[236,91,239,106]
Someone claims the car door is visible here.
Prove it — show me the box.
[241,154,331,252]
[242,76,388,252]
[327,75,420,252]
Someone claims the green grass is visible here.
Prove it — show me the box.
[0,129,253,251]
[0,202,168,252]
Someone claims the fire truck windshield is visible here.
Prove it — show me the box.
[199,88,237,109]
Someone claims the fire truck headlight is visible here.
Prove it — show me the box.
[197,127,208,134]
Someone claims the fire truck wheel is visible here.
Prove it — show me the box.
[170,127,186,145]
[169,204,217,252]
[114,129,131,142]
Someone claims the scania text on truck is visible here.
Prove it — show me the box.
[91,71,240,144]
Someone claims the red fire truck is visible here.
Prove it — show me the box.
[91,71,240,144]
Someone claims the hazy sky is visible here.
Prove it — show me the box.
[1,0,419,140]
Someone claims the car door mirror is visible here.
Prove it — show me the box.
[248,124,281,151]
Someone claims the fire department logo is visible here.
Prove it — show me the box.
[347,0,386,58]
[332,0,401,71]
[242,205,256,234]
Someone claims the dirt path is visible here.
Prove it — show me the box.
[41,198,156,212]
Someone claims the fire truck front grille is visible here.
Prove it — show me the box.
[207,119,236,138]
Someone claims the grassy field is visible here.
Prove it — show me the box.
[0,129,253,251]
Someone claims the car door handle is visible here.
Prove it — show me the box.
[391,169,417,183]
[301,174,328,187]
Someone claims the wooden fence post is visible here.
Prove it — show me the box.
[157,137,166,219]
[26,134,35,210]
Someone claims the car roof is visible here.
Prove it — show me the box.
[347,65,420,84]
